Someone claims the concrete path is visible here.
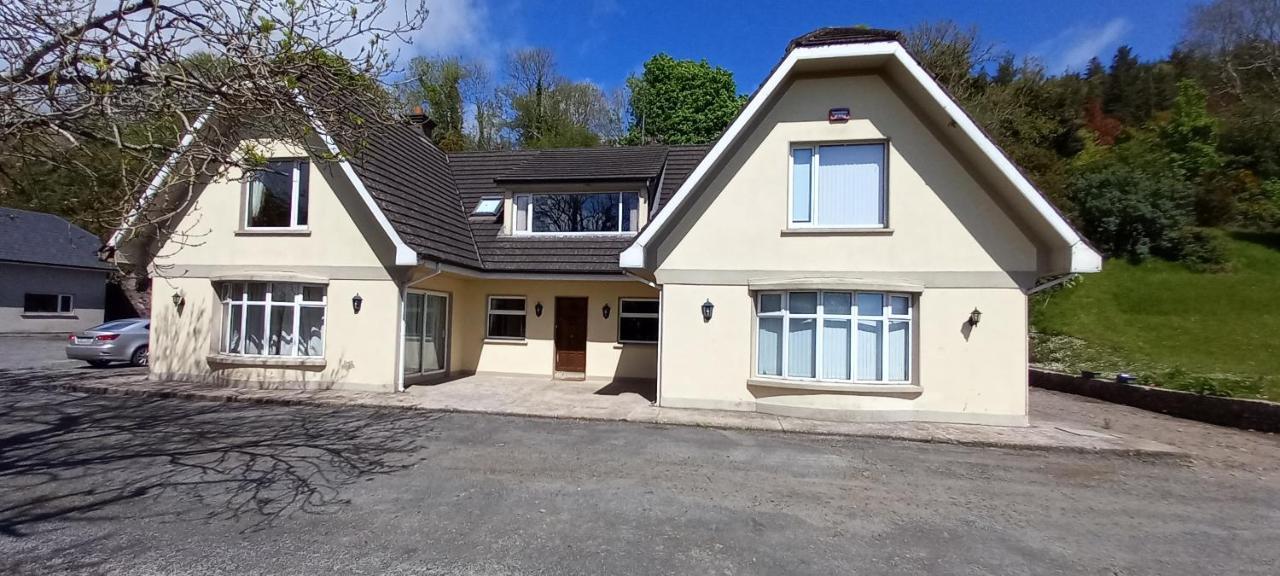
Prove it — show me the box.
[0,385,1274,575]
[0,367,1182,456]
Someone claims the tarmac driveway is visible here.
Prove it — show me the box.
[0,335,82,370]
[0,383,1277,575]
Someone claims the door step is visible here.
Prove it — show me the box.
[553,371,587,381]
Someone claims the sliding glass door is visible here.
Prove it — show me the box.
[404,291,448,376]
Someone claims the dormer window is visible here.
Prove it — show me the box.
[245,159,309,229]
[513,191,640,234]
[472,197,502,217]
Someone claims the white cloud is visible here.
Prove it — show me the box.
[413,0,490,55]
[1036,18,1131,73]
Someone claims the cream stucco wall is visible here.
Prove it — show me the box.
[148,139,404,392]
[648,73,1039,425]
[407,271,659,382]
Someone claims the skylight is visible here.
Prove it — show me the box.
[473,197,502,216]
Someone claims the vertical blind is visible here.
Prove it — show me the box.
[791,143,885,227]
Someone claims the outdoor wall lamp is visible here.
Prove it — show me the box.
[701,299,714,323]
[535,302,544,317]
[968,307,982,327]
[352,293,363,315]
[171,292,184,307]
[602,303,611,319]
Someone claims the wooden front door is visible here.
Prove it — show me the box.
[554,297,588,373]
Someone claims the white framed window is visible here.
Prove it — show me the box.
[23,293,73,313]
[756,290,911,383]
[618,298,659,343]
[245,159,309,229]
[512,192,640,234]
[218,282,326,357]
[486,296,527,339]
[790,143,887,228]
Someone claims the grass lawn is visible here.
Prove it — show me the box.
[1032,231,1280,401]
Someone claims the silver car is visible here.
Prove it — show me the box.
[65,318,150,368]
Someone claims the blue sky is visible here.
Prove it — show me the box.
[403,0,1202,92]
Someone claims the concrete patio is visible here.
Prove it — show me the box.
[0,366,1185,457]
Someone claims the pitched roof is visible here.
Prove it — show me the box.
[497,146,670,182]
[336,123,483,269]
[446,146,708,274]
[0,208,112,270]
[787,27,903,51]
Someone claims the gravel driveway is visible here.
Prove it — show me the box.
[1,384,1276,575]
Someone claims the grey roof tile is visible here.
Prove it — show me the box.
[0,208,112,270]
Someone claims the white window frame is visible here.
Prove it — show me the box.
[486,295,527,340]
[244,158,309,230]
[754,290,913,384]
[512,191,640,235]
[788,142,889,229]
[617,298,659,344]
[219,282,327,357]
[23,293,74,314]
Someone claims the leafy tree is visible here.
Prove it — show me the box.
[503,48,619,149]
[401,56,486,152]
[625,53,745,145]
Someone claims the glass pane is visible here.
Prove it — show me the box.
[59,295,73,312]
[620,317,659,343]
[424,294,448,372]
[621,300,659,315]
[758,293,783,314]
[298,307,325,356]
[857,293,884,316]
[219,283,230,300]
[516,195,529,231]
[474,198,501,215]
[296,161,309,226]
[271,283,299,302]
[791,148,812,223]
[823,292,852,315]
[822,319,851,380]
[816,144,884,226]
[227,304,243,353]
[220,302,230,353]
[23,294,57,313]
[532,193,621,232]
[244,304,266,354]
[789,292,817,315]
[247,282,268,302]
[488,314,526,339]
[268,306,295,356]
[857,320,883,381]
[889,320,910,381]
[787,318,816,378]
[757,318,783,376]
[490,298,525,312]
[246,160,296,228]
[302,286,325,302]
[890,295,910,316]
[622,192,639,232]
[403,293,423,374]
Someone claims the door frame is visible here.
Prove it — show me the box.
[553,296,589,375]
[404,289,451,381]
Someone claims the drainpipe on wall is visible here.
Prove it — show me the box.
[1026,274,1077,296]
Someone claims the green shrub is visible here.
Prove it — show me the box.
[1168,227,1232,272]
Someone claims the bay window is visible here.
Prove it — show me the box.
[756,291,911,383]
[790,143,886,228]
[245,159,309,229]
[219,282,325,357]
[513,192,640,234]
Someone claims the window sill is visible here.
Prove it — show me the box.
[483,338,528,346]
[207,353,326,368]
[747,377,921,395]
[781,227,893,236]
[614,341,657,349]
[235,228,311,237]
[21,313,78,319]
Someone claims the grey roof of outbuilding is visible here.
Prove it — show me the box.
[0,208,112,270]
[445,145,709,274]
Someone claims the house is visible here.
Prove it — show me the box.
[0,207,112,333]
[110,28,1100,426]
